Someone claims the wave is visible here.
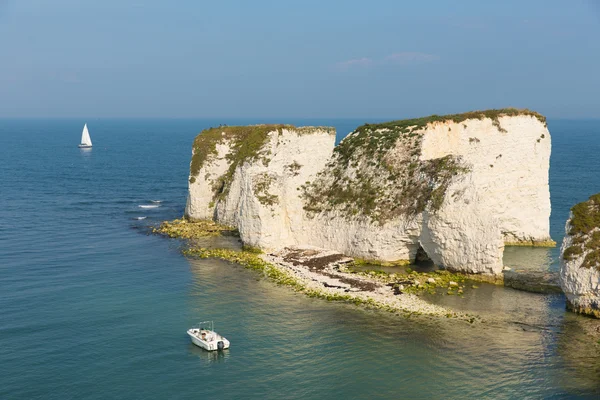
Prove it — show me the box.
[135,216,147,220]
[138,205,160,209]
[151,200,162,203]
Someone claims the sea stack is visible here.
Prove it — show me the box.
[185,109,552,275]
[560,194,600,318]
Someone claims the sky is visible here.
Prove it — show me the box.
[0,0,599,119]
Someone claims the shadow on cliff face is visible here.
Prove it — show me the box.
[348,245,437,275]
[414,245,436,272]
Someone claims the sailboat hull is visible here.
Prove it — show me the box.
[78,144,92,148]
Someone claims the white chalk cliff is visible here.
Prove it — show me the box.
[185,109,552,275]
[560,196,600,318]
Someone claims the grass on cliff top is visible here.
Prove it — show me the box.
[569,193,600,236]
[334,108,544,166]
[563,193,600,271]
[352,108,546,136]
[189,125,287,182]
[301,108,539,224]
[189,124,335,201]
[189,124,336,180]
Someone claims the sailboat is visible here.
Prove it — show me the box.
[78,123,92,148]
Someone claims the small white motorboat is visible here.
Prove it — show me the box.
[187,321,230,351]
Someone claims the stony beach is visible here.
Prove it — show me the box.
[155,218,483,322]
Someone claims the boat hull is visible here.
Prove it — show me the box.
[78,144,92,148]
[187,329,230,351]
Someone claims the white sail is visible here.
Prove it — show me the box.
[80,124,92,147]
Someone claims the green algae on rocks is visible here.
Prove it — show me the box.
[182,247,429,316]
[566,299,600,319]
[184,247,303,289]
[504,240,556,247]
[153,218,238,239]
[563,193,600,271]
[340,264,477,296]
[353,258,411,267]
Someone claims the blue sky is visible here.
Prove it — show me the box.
[1,0,599,118]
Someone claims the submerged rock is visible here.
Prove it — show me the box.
[560,194,600,318]
[503,270,561,294]
[185,109,552,276]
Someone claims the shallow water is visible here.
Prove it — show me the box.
[1,118,599,399]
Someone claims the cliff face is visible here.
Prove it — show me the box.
[560,195,600,318]
[185,109,552,275]
[185,125,337,250]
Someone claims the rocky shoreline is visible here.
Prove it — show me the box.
[154,218,600,343]
[156,219,486,321]
[261,246,482,321]
[184,244,482,321]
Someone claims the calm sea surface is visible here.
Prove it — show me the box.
[1,118,599,399]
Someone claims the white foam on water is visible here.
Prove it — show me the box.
[138,205,159,209]
[151,200,162,203]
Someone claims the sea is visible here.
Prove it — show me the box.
[1,118,599,399]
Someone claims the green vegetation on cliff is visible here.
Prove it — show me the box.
[189,125,335,202]
[351,108,545,137]
[302,128,466,223]
[253,172,279,207]
[563,193,600,271]
[189,124,285,186]
[302,108,544,224]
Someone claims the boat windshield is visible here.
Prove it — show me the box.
[195,321,214,332]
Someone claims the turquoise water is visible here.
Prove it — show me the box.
[1,119,599,399]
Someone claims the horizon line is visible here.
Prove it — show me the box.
[1,115,599,121]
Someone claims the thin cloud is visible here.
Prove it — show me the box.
[384,52,440,65]
[335,57,373,70]
[334,52,439,71]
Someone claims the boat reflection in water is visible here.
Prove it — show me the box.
[188,343,230,364]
